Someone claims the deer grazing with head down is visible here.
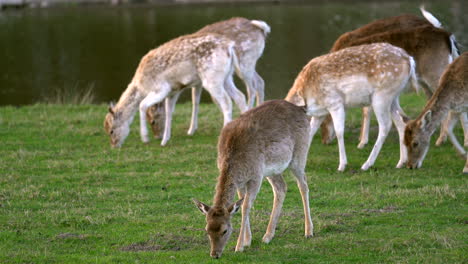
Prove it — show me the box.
[193,100,313,258]
[103,32,248,147]
[404,52,468,173]
[319,7,465,149]
[146,17,270,139]
[286,43,417,171]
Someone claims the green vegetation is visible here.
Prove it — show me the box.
[0,94,466,263]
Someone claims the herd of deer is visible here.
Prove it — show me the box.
[103,7,467,259]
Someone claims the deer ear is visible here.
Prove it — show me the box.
[108,102,115,115]
[396,110,410,124]
[192,198,211,215]
[228,198,243,215]
[420,110,432,128]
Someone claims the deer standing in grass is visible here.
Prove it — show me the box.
[320,7,465,149]
[286,43,417,171]
[193,100,313,258]
[146,18,270,139]
[404,52,468,173]
[103,32,248,147]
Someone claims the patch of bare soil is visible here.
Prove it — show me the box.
[362,205,401,214]
[120,232,205,252]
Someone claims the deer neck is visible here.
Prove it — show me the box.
[213,165,237,208]
[114,84,144,125]
[420,89,451,134]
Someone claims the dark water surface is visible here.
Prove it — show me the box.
[0,1,466,105]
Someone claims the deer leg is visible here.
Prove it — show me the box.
[361,99,392,170]
[224,74,248,113]
[236,187,251,246]
[161,91,182,146]
[139,88,170,143]
[262,174,287,243]
[310,116,325,142]
[204,83,232,126]
[289,165,313,238]
[320,114,335,144]
[464,155,468,174]
[446,112,467,157]
[391,100,409,168]
[358,107,373,149]
[237,68,256,109]
[253,71,265,107]
[187,86,202,136]
[460,112,468,147]
[329,106,347,171]
[236,180,261,252]
[435,111,452,146]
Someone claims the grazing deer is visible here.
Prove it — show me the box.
[147,18,270,139]
[193,100,313,258]
[404,52,468,173]
[103,32,248,147]
[286,43,417,171]
[320,7,465,149]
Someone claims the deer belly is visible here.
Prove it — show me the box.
[338,75,373,107]
[163,62,200,89]
[263,161,290,177]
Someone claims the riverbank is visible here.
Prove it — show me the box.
[0,0,376,10]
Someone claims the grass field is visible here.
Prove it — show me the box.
[0,94,466,263]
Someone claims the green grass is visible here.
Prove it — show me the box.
[0,94,467,263]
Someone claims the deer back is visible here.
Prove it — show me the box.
[133,32,235,91]
[198,17,268,64]
[217,100,310,185]
[331,14,430,52]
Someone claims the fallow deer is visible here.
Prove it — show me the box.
[103,32,248,147]
[404,52,468,173]
[146,18,270,139]
[286,43,417,171]
[193,100,313,258]
[320,7,465,149]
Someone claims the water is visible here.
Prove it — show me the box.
[0,1,466,106]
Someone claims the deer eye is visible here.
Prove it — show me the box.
[110,130,114,135]
[412,142,418,148]
[222,230,228,235]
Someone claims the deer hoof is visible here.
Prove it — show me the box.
[361,162,371,171]
[262,234,273,244]
[337,164,346,172]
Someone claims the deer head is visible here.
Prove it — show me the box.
[146,103,166,139]
[103,103,129,148]
[193,198,243,258]
[404,111,432,169]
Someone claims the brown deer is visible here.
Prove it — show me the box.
[286,43,417,171]
[193,100,313,258]
[103,32,247,147]
[403,52,468,173]
[146,18,270,139]
[320,7,464,149]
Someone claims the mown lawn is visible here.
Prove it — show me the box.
[0,94,466,263]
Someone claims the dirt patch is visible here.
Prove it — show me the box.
[120,232,205,252]
[55,233,88,240]
[362,205,401,214]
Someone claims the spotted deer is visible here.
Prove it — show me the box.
[286,43,417,171]
[193,100,313,258]
[404,52,468,173]
[320,7,465,149]
[103,32,248,147]
[146,18,270,139]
